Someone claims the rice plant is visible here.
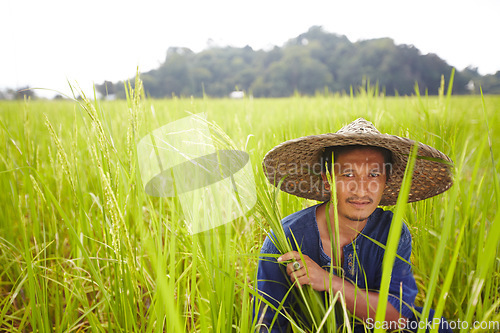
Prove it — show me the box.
[0,76,498,332]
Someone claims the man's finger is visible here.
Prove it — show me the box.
[294,275,310,288]
[277,251,300,262]
[286,261,304,275]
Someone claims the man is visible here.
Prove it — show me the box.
[255,118,453,332]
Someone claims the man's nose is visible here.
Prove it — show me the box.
[350,178,369,196]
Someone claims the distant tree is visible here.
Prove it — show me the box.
[416,53,453,94]
[480,71,500,94]
[96,80,118,98]
[16,86,36,100]
[99,26,494,98]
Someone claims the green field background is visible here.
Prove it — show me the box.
[1,84,499,332]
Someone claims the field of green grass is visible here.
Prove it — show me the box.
[1,80,499,332]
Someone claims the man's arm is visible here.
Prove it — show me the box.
[330,274,404,323]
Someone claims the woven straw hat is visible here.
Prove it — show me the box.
[262,118,453,206]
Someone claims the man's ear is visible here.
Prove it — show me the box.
[321,172,331,191]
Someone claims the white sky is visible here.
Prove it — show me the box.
[1,0,499,98]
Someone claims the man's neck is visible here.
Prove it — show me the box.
[317,202,368,248]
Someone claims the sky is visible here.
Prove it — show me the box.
[2,0,499,98]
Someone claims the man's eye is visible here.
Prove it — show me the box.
[342,173,354,177]
[369,172,381,177]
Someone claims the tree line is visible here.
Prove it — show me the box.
[96,26,499,99]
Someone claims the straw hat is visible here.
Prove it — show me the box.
[262,118,453,206]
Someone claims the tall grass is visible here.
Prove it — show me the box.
[0,78,499,332]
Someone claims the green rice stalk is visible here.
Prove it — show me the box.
[43,113,76,198]
[416,174,459,333]
[430,221,466,333]
[1,87,498,332]
[460,89,500,332]
[324,154,350,330]
[374,142,418,332]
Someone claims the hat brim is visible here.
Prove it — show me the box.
[262,132,453,206]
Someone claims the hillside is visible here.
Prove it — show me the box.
[97,26,500,98]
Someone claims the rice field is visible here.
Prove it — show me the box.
[0,79,499,332]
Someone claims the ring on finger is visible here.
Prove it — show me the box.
[293,261,301,271]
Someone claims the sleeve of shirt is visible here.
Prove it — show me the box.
[253,234,292,333]
[386,223,418,319]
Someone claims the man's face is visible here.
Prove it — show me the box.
[329,147,387,223]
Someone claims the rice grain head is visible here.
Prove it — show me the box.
[44,113,76,198]
[29,174,46,204]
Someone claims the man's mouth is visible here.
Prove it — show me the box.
[347,198,373,207]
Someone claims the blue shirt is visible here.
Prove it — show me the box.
[255,203,418,332]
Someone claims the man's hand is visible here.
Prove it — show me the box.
[278,251,405,326]
[278,251,333,292]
